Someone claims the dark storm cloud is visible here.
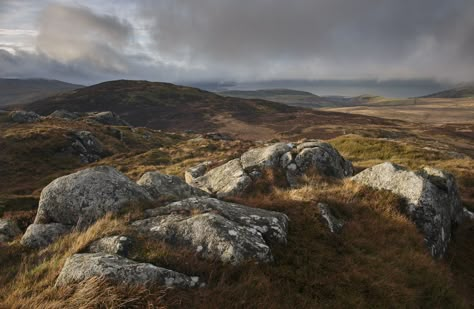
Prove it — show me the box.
[140,0,474,82]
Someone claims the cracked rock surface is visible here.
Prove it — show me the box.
[352,162,463,258]
[132,197,289,264]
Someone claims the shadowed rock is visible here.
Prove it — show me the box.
[87,111,130,126]
[21,223,70,248]
[352,162,463,258]
[55,253,199,288]
[317,203,344,233]
[185,161,212,183]
[69,131,105,163]
[138,171,208,201]
[0,219,22,242]
[9,111,41,123]
[132,197,289,264]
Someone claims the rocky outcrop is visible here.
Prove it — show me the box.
[22,166,150,248]
[9,111,41,123]
[69,131,105,163]
[185,161,212,183]
[132,197,289,264]
[48,110,80,120]
[352,162,463,258]
[0,219,22,242]
[88,235,133,256]
[21,223,70,248]
[317,203,344,233]
[55,253,199,288]
[87,111,130,126]
[189,159,252,198]
[188,141,353,197]
[137,171,208,201]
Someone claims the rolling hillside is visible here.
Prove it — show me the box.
[219,88,337,108]
[422,84,474,98]
[0,78,83,107]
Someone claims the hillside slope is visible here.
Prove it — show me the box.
[0,78,83,107]
[20,80,398,141]
[219,88,338,108]
[422,84,474,98]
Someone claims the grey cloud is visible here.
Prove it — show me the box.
[140,0,474,82]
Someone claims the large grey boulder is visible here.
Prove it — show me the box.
[137,171,208,201]
[132,197,289,264]
[190,159,252,198]
[9,111,41,123]
[55,253,199,288]
[294,141,353,178]
[87,111,130,126]
[352,162,463,258]
[70,131,105,163]
[34,166,150,227]
[189,141,352,196]
[21,223,70,248]
[0,219,22,242]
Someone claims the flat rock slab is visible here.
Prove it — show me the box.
[56,253,199,288]
[352,162,463,258]
[132,197,289,264]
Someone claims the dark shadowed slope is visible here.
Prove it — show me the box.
[0,78,83,107]
[422,84,474,98]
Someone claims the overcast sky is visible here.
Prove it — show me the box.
[1,0,474,87]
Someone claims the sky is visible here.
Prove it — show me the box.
[1,0,474,94]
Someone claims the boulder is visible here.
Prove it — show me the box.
[55,253,199,288]
[352,162,463,258]
[138,171,208,201]
[48,110,79,120]
[185,161,212,183]
[132,197,289,264]
[294,141,353,178]
[189,141,353,196]
[317,203,344,233]
[190,159,252,198]
[21,223,70,248]
[241,143,292,172]
[0,219,22,242]
[88,235,133,256]
[87,111,130,126]
[70,131,105,163]
[33,166,150,229]
[9,111,41,123]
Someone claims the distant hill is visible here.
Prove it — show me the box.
[219,88,338,108]
[422,84,474,98]
[0,78,83,107]
[20,80,393,140]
